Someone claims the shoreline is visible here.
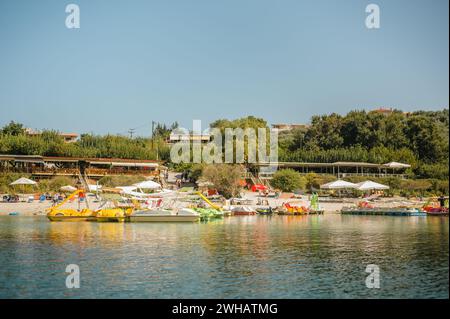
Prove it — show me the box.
[0,192,426,216]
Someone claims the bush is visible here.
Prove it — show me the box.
[270,169,306,192]
[98,175,147,187]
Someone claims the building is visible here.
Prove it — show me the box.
[25,128,79,143]
[371,107,394,115]
[0,154,160,180]
[253,161,411,180]
[167,128,211,144]
[271,124,310,132]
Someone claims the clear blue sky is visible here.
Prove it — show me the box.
[0,0,448,135]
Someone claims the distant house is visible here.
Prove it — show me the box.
[25,128,79,143]
[167,128,211,144]
[371,107,394,115]
[271,123,309,132]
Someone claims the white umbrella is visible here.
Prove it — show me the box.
[9,177,37,186]
[356,180,389,191]
[383,162,411,168]
[9,177,37,199]
[133,180,161,189]
[320,179,357,189]
[60,185,77,192]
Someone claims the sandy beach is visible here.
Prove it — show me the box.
[0,191,426,216]
[0,195,104,216]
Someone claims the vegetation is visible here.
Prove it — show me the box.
[278,109,449,179]
[0,173,76,194]
[98,175,147,188]
[270,169,306,192]
[0,121,175,160]
[200,164,245,198]
[0,109,448,197]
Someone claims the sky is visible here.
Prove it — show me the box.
[0,0,448,136]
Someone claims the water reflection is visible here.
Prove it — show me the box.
[0,215,448,298]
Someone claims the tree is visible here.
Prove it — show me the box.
[405,115,446,163]
[200,164,244,198]
[1,121,25,136]
[305,113,344,149]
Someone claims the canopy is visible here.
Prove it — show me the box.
[9,177,37,186]
[383,162,411,168]
[356,180,389,190]
[133,180,161,189]
[60,185,77,192]
[320,180,357,189]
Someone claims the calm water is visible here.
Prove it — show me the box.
[0,215,448,299]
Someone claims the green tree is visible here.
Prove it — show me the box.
[1,121,25,136]
[200,164,244,198]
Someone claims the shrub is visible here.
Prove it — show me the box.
[270,169,306,192]
[98,175,147,187]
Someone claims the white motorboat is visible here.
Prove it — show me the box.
[129,208,200,222]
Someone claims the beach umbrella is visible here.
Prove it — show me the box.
[133,180,161,189]
[320,180,357,189]
[9,177,37,199]
[60,185,77,192]
[356,180,389,191]
[382,161,411,176]
[9,177,37,186]
[383,162,411,169]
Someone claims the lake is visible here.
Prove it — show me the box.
[0,215,448,298]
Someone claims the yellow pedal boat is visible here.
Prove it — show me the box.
[95,208,133,222]
[47,190,96,221]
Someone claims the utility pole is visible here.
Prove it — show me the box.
[128,128,135,139]
[151,121,159,161]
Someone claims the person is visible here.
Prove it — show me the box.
[52,193,58,205]
[79,191,86,202]
[438,195,446,208]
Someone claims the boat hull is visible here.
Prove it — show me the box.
[47,215,96,222]
[129,215,199,222]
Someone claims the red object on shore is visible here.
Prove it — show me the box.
[251,184,267,192]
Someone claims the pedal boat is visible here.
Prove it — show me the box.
[47,190,96,221]
[129,208,200,222]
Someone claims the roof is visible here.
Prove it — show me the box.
[0,154,44,163]
[332,161,381,168]
[43,156,159,164]
[59,133,79,137]
[0,154,160,166]
[256,161,385,168]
